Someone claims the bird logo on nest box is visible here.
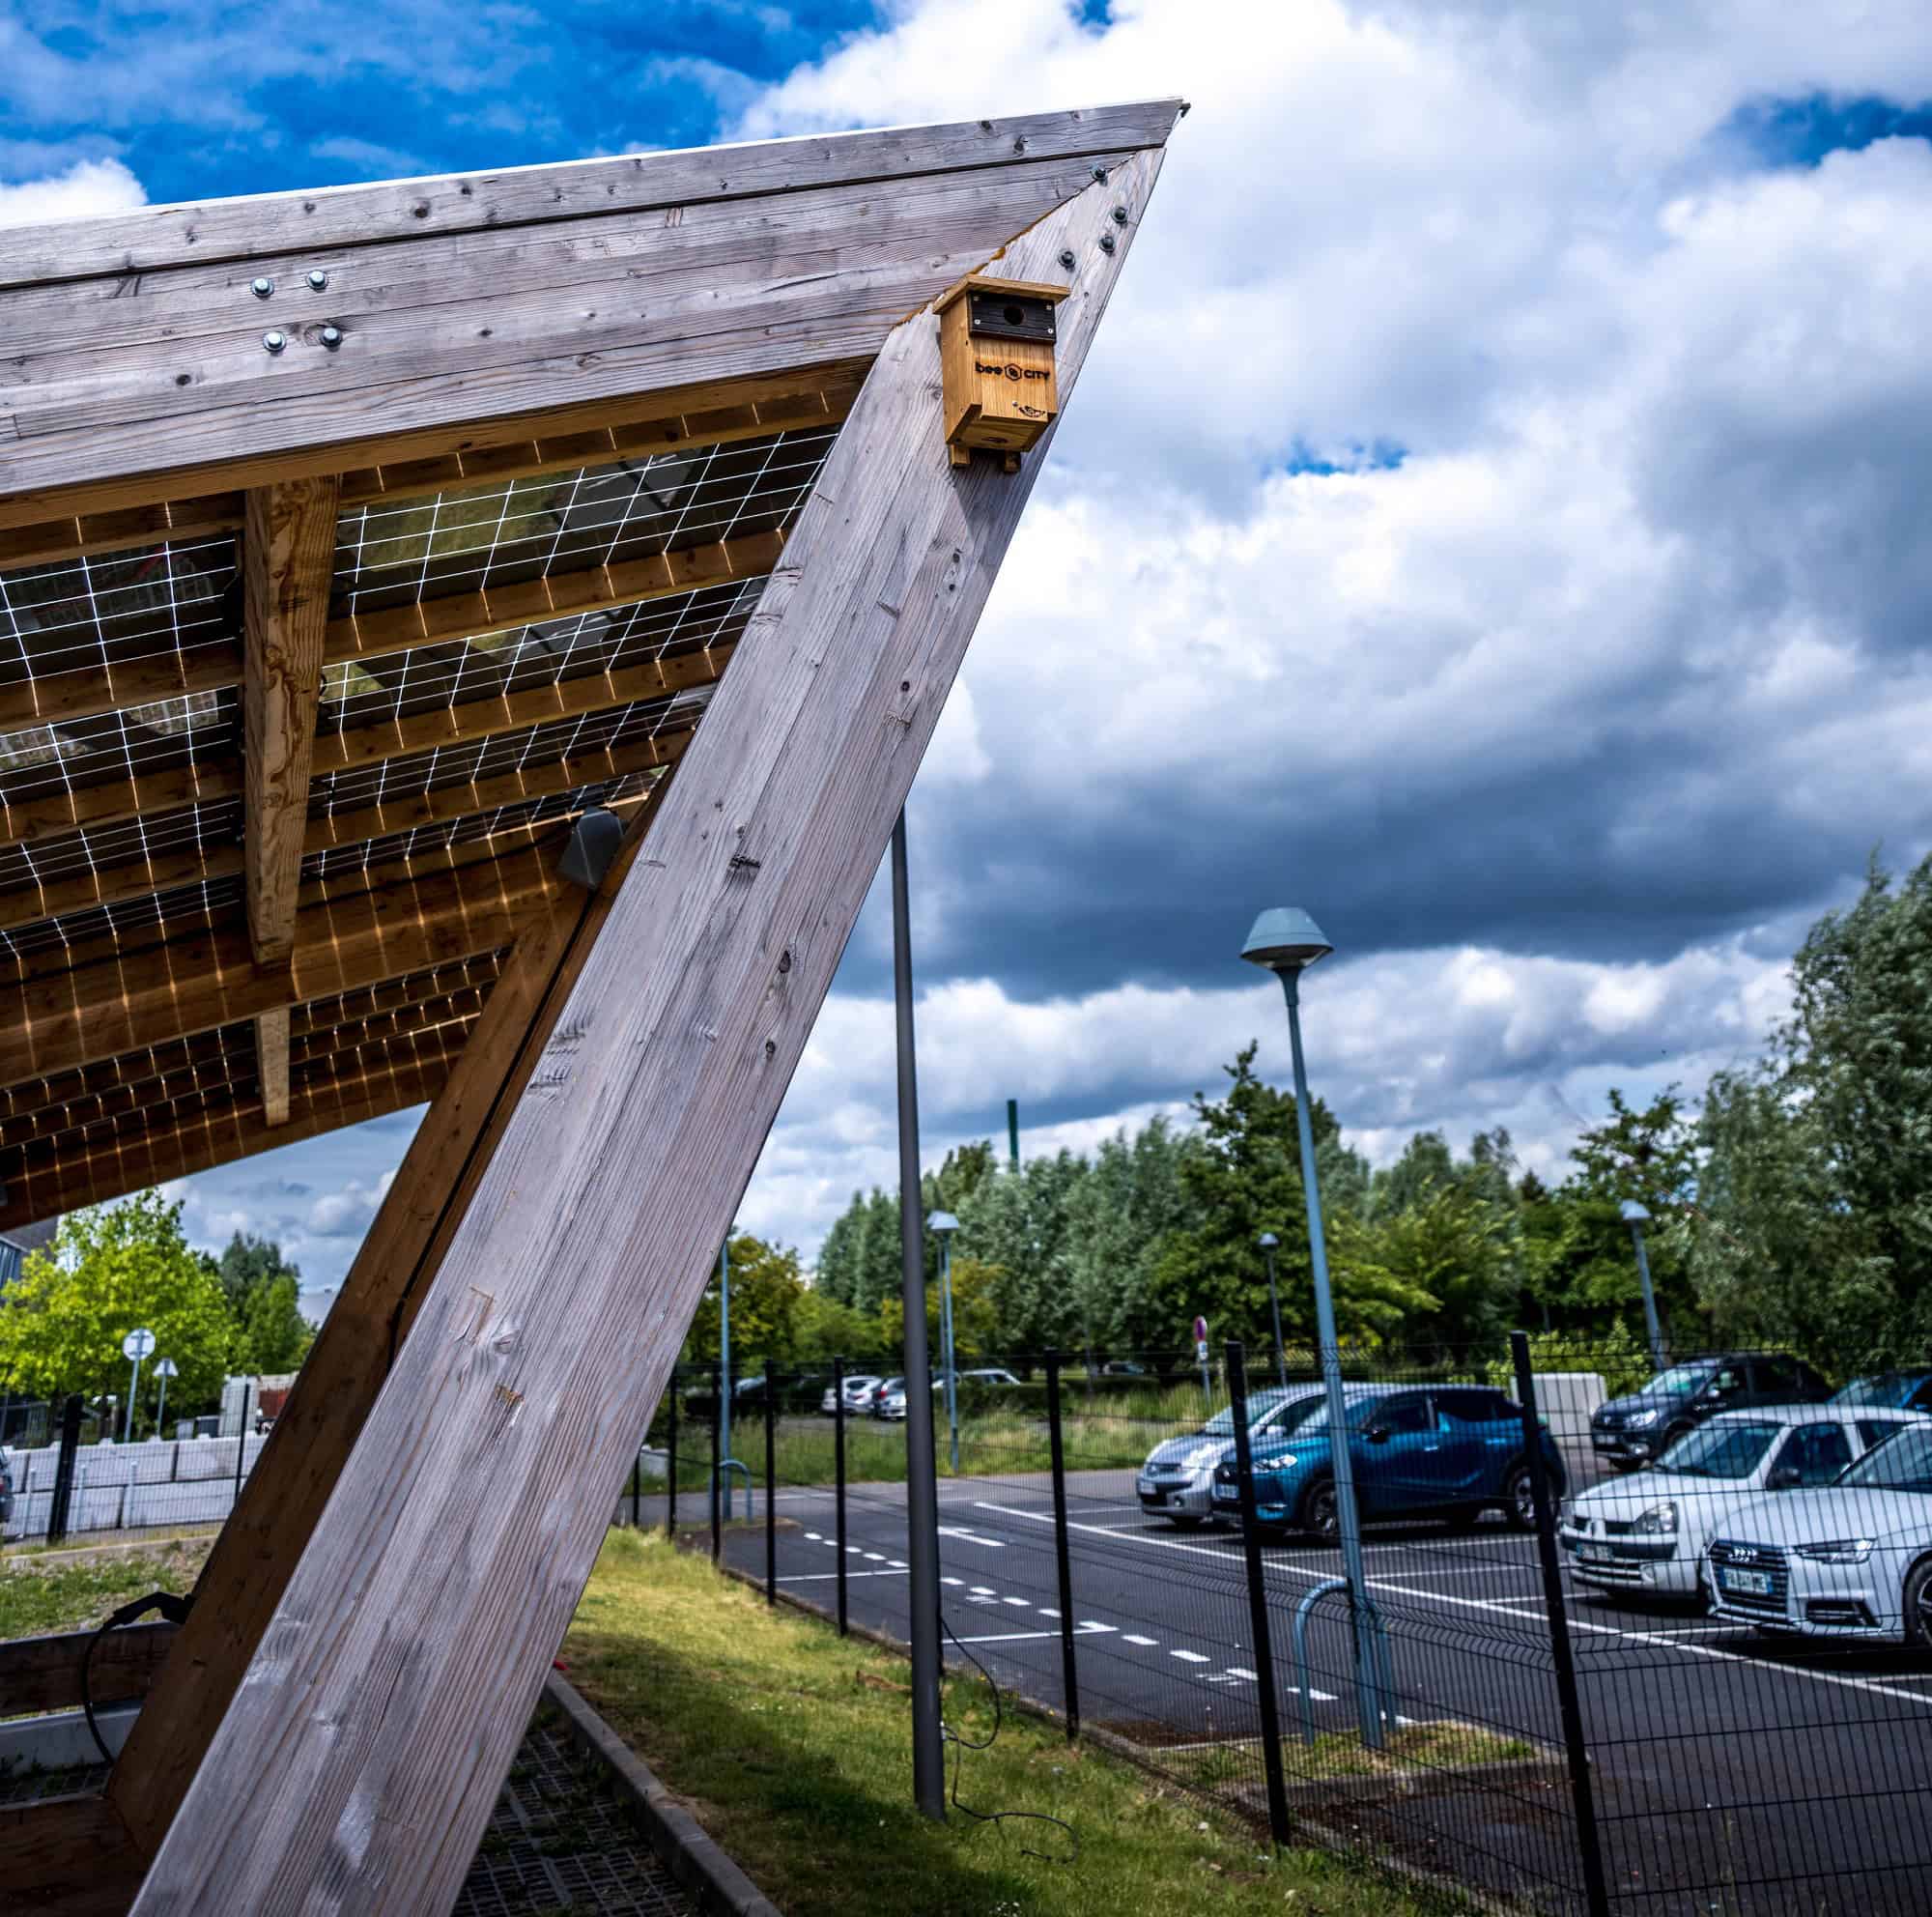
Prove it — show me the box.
[935,274,1070,472]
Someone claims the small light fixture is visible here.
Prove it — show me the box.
[557,807,624,889]
[1239,907,1333,975]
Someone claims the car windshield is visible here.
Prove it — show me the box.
[1655,1420,1780,1478]
[1289,1395,1385,1434]
[1833,1372,1915,1404]
[1202,1388,1296,1436]
[1838,1424,1932,1493]
[1638,1363,1714,1400]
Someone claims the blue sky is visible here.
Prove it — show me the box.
[6,1,1931,1296]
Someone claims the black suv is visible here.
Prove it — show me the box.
[1590,1351,1833,1470]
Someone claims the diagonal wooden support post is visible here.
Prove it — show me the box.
[132,129,1174,1914]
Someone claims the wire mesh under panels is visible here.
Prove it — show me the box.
[332,426,833,615]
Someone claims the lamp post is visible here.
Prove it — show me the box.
[154,1358,178,1438]
[1242,907,1385,1749]
[1257,1231,1288,1395]
[718,1237,733,1519]
[929,1211,961,1473]
[1620,1200,1665,1373]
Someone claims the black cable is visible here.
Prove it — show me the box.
[938,1609,1078,1865]
[81,1589,193,1765]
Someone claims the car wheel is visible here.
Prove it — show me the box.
[1297,1476,1340,1543]
[1903,1558,1932,1646]
[1662,1421,1693,1454]
[1502,1462,1537,1531]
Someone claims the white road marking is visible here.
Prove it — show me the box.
[1122,1634,1158,1647]
[970,1586,996,1595]
[1078,1621,1118,1634]
[1038,1608,1061,1618]
[941,1576,965,1587]
[1002,1596,1031,1608]
[938,1525,1007,1548]
[1171,1649,1210,1664]
[888,1559,907,1569]
[779,1570,908,1584]
[972,1500,1932,1716]
[863,1552,885,1561]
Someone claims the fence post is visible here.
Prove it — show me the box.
[46,1394,83,1546]
[1226,1340,1293,1848]
[232,1381,251,1514]
[764,1369,778,1605]
[630,1451,641,1529]
[667,1369,679,1538]
[834,1356,850,1637]
[1511,1330,1611,1917]
[1044,1351,1081,1741]
[710,1363,722,1564]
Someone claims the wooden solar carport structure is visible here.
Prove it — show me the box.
[0,100,1179,1912]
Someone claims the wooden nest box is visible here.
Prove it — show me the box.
[937,274,1071,470]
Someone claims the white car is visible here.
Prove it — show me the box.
[1708,1419,1932,1642]
[821,1375,881,1416]
[1559,1405,1929,1603]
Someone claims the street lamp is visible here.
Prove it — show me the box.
[928,1211,960,1473]
[1242,907,1387,1748]
[1619,1200,1665,1373]
[154,1357,179,1437]
[1257,1232,1288,1395]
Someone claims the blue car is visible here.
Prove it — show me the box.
[1211,1385,1567,1538]
[1833,1371,1932,1414]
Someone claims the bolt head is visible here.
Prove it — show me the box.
[1112,207,1130,226]
[251,276,274,300]
[1091,164,1109,183]
[320,326,343,349]
[306,269,329,292]
[1058,248,1077,272]
[262,329,286,354]
[1098,232,1118,255]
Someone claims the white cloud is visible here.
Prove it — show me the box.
[0,157,143,227]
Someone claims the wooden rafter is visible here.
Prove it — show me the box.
[128,125,1175,1913]
[242,475,339,1125]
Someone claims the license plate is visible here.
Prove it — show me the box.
[1592,1436,1620,1450]
[1212,1484,1238,1503]
[1580,1543,1611,1562]
[1720,1568,1775,1596]
[1136,1477,1155,1497]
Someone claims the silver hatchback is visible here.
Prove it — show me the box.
[1136,1387,1325,1529]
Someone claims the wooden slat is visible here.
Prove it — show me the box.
[0,1051,459,1231]
[0,116,1176,515]
[325,529,783,669]
[255,1007,291,1126]
[0,843,244,935]
[0,495,242,571]
[1,1792,145,1917]
[110,787,670,1858]
[0,1621,179,1717]
[128,136,1169,1914]
[0,104,1178,288]
[244,476,338,965]
[0,844,558,1089]
[0,643,726,853]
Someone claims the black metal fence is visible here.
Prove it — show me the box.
[623,1337,1932,1917]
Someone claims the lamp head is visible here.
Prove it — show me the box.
[1620,1200,1652,1226]
[1258,1231,1279,1250]
[927,1211,959,1236]
[1240,907,1333,974]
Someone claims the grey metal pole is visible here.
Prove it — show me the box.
[940,1233,959,1474]
[1263,1242,1289,1395]
[718,1238,732,1519]
[124,1352,142,1445]
[1226,1342,1293,1847]
[155,1369,169,1439]
[1007,1098,1020,1174]
[1281,968,1383,1750]
[892,809,947,1820]
[1628,1220,1664,1371]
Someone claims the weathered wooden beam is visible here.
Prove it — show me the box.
[0,1621,179,1718]
[255,1008,292,1126]
[0,1049,459,1232]
[0,107,1179,516]
[0,644,724,854]
[2,1793,145,1917]
[110,785,670,1859]
[0,366,860,569]
[0,843,557,1088]
[129,130,1172,1914]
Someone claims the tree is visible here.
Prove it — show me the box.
[216,1230,299,1316]
[1151,1046,1428,1352]
[1063,1118,1203,1356]
[681,1233,807,1370]
[954,1149,1089,1353]
[0,1191,234,1422]
[234,1273,314,1376]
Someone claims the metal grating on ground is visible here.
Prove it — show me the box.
[455,1714,697,1917]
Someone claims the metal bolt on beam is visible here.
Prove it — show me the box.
[251,277,274,300]
[306,269,329,291]
[320,327,343,350]
[1098,233,1117,255]
[1059,248,1077,271]
[262,330,286,354]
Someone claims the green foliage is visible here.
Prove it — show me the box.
[681,1233,807,1369]
[234,1273,314,1376]
[1483,1321,1652,1401]
[0,1192,234,1422]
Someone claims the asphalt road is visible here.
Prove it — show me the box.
[704,1448,1932,1916]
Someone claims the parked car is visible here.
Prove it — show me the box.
[1832,1370,1932,1414]
[1102,1360,1152,1377]
[1588,1352,1833,1470]
[1216,1386,1567,1537]
[1708,1419,1932,1643]
[1138,1386,1325,1529]
[1560,1406,1929,1603]
[957,1367,1021,1388]
[821,1374,883,1416]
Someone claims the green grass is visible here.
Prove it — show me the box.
[0,1538,209,1641]
[564,1529,1426,1917]
[1167,1724,1534,1793]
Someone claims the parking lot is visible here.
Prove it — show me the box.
[712,1441,1932,1915]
